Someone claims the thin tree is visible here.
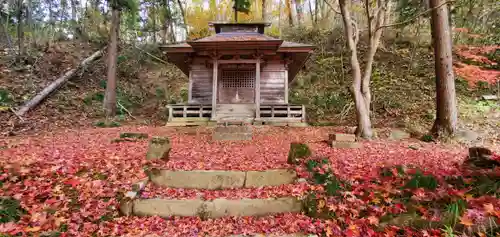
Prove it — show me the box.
[70,0,79,38]
[176,0,188,35]
[336,0,391,138]
[429,0,457,136]
[285,0,293,26]
[16,0,25,56]
[262,0,266,21]
[294,0,303,26]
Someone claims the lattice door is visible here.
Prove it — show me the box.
[218,70,256,104]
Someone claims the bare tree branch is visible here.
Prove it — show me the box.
[324,0,358,44]
[376,0,454,31]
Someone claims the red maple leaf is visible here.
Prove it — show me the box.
[64,178,80,187]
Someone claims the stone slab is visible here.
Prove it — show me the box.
[150,170,246,190]
[133,199,206,217]
[208,197,302,218]
[245,169,297,188]
[132,197,302,218]
[329,133,356,142]
[330,141,362,149]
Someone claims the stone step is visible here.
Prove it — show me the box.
[132,197,302,218]
[149,169,297,190]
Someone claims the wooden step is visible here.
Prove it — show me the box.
[132,197,302,218]
[149,169,297,189]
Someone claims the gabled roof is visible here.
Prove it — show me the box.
[160,23,314,81]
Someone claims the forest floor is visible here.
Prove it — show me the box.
[0,126,498,236]
[0,29,499,236]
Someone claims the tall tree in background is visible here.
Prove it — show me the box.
[285,0,293,26]
[294,0,302,26]
[337,0,391,138]
[262,0,266,21]
[16,0,25,56]
[176,0,187,35]
[233,0,251,22]
[429,0,457,136]
[103,5,120,117]
[103,0,137,117]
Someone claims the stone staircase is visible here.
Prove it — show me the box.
[124,168,301,220]
[119,133,312,236]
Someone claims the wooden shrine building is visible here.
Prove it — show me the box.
[161,22,314,126]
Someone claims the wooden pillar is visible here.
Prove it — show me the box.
[188,70,193,103]
[255,59,261,119]
[284,70,289,104]
[211,59,218,120]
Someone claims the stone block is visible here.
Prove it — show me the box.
[288,122,309,127]
[119,198,134,216]
[245,169,297,188]
[330,141,362,149]
[146,137,171,160]
[150,170,246,189]
[329,133,356,142]
[209,197,302,218]
[213,126,253,141]
[133,199,206,217]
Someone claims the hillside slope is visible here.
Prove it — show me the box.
[0,30,498,145]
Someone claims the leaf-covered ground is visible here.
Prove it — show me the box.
[1,126,497,236]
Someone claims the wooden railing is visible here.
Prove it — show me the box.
[167,104,212,121]
[259,104,306,122]
[166,104,306,122]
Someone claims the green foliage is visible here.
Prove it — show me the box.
[469,174,500,197]
[420,134,434,142]
[395,0,424,26]
[180,87,189,102]
[108,0,139,12]
[0,89,13,105]
[287,143,311,164]
[94,120,121,128]
[444,199,467,227]
[233,0,251,14]
[404,170,438,190]
[0,197,26,223]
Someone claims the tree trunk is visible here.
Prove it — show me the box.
[176,0,188,35]
[314,0,318,24]
[234,0,238,22]
[162,0,168,44]
[429,0,457,136]
[152,2,157,43]
[262,0,266,21]
[16,0,24,56]
[308,0,314,25]
[285,0,293,26]
[361,0,391,113]
[26,0,35,47]
[47,0,55,33]
[104,9,120,117]
[16,49,105,117]
[294,0,302,26]
[70,0,78,38]
[339,0,373,138]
